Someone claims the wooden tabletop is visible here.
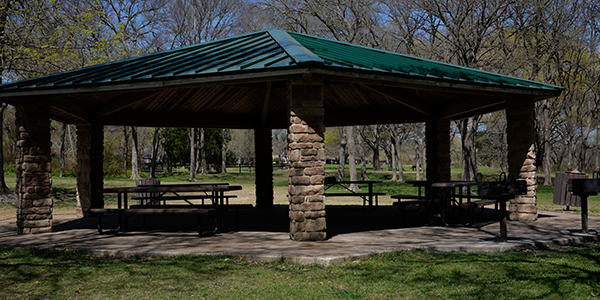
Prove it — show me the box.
[333,180,382,184]
[99,185,242,193]
[406,180,477,188]
[431,181,477,188]
[136,183,229,188]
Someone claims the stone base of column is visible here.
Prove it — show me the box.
[509,145,538,221]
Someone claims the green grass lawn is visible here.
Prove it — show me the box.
[1,244,600,299]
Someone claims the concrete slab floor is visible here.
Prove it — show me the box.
[1,205,598,265]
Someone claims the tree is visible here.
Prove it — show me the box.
[122,127,129,177]
[229,129,255,165]
[162,127,190,172]
[337,127,347,181]
[346,126,358,191]
[188,128,197,181]
[221,129,229,174]
[150,127,161,178]
[388,124,411,182]
[421,0,513,182]
[200,128,208,175]
[0,102,14,203]
[412,123,426,181]
[59,123,67,177]
[130,127,141,180]
[161,0,247,48]
[360,125,384,171]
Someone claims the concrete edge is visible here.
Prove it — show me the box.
[3,233,596,266]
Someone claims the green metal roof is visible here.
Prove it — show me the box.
[0,28,563,93]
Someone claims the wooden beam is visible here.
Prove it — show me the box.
[439,96,508,120]
[99,111,263,129]
[91,91,159,118]
[319,70,562,99]
[324,111,424,126]
[261,82,272,125]
[362,84,434,116]
[50,98,89,122]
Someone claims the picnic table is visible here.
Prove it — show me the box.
[324,177,385,208]
[84,184,246,235]
[392,178,527,242]
[392,180,476,226]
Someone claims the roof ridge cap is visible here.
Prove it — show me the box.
[267,28,324,64]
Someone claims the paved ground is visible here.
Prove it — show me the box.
[1,205,598,265]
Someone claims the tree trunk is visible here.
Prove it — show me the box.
[0,102,14,204]
[347,126,358,191]
[150,127,160,178]
[60,122,67,177]
[371,126,382,171]
[130,127,141,180]
[459,117,479,181]
[345,126,358,191]
[391,141,397,181]
[413,124,423,181]
[360,158,369,181]
[0,2,15,204]
[221,129,228,174]
[361,125,383,171]
[338,127,347,181]
[189,128,197,181]
[395,139,405,182]
[123,127,129,178]
[596,125,600,171]
[67,125,75,158]
[200,128,208,174]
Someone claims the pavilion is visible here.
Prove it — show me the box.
[0,28,563,240]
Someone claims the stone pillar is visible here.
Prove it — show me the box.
[506,99,537,221]
[15,100,53,234]
[425,118,451,181]
[287,74,326,241]
[76,123,104,217]
[255,125,274,208]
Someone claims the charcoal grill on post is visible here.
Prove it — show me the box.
[497,179,528,242]
[568,178,600,234]
[479,177,527,242]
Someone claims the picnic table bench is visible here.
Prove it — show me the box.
[84,207,218,235]
[86,184,245,235]
[323,177,385,208]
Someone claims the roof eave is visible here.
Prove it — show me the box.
[0,64,563,101]
[311,67,563,99]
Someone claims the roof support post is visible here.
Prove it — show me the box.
[15,99,53,234]
[76,123,104,217]
[506,99,537,221]
[255,125,274,208]
[425,117,451,181]
[287,74,326,241]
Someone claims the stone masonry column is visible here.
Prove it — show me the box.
[76,124,104,217]
[506,99,537,221]
[255,125,274,208]
[425,118,451,181]
[287,74,326,241]
[15,100,53,234]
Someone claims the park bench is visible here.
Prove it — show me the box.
[128,203,252,231]
[83,207,218,235]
